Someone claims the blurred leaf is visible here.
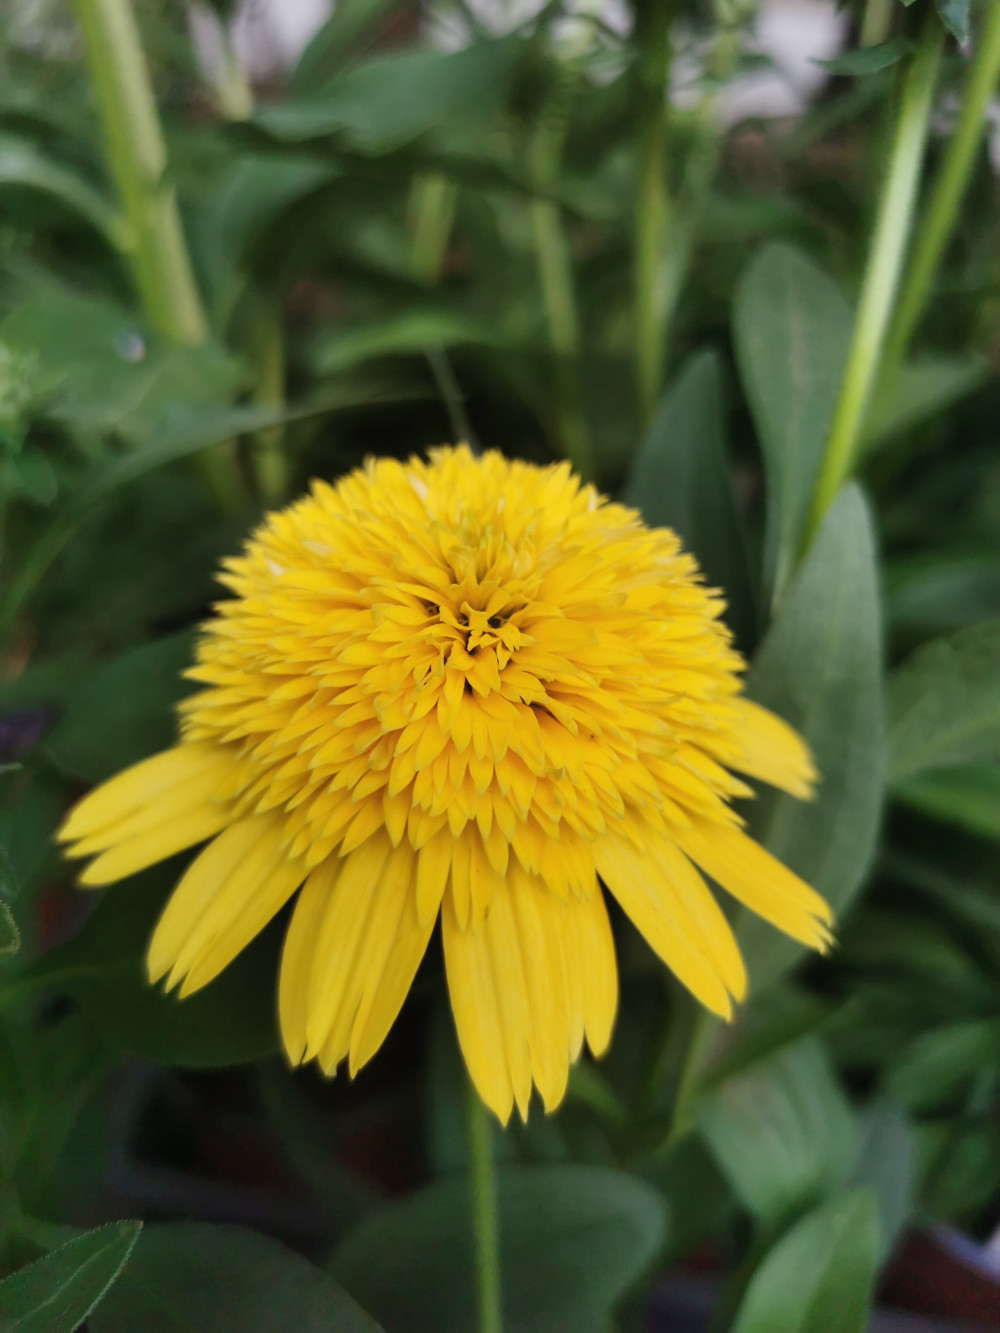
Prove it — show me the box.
[256,40,519,151]
[731,1190,879,1333]
[850,1103,913,1262]
[622,350,755,649]
[936,0,970,43]
[887,619,1000,781]
[893,762,1000,839]
[886,552,1000,640]
[24,863,281,1067]
[0,133,126,249]
[334,1164,666,1333]
[698,1038,855,1228]
[884,1019,1000,1114]
[813,39,910,75]
[0,902,20,962]
[733,244,852,602]
[2,287,243,445]
[44,632,194,783]
[884,850,1000,945]
[0,1220,140,1333]
[309,309,507,377]
[90,1223,381,1333]
[739,486,884,986]
[866,357,989,448]
[3,450,57,506]
[0,847,17,902]
[292,0,402,90]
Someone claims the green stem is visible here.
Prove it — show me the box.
[529,82,593,479]
[465,1081,502,1333]
[880,2,1000,390]
[860,0,895,48]
[71,0,242,508]
[250,309,288,504]
[805,16,942,541]
[634,0,673,428]
[412,174,458,286]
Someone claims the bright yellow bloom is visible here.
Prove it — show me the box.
[58,446,831,1121]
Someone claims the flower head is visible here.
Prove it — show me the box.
[59,446,831,1121]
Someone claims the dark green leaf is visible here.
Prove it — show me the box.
[886,552,1000,641]
[256,40,519,152]
[884,1019,1000,1113]
[292,0,402,90]
[622,350,756,649]
[850,1103,913,1261]
[90,1223,381,1332]
[733,244,853,603]
[0,134,126,249]
[866,356,989,448]
[739,486,884,986]
[44,632,194,783]
[732,1190,880,1333]
[334,1164,666,1333]
[309,309,508,377]
[4,450,58,506]
[887,619,1000,781]
[0,901,20,962]
[893,762,1000,839]
[813,39,911,75]
[936,0,970,43]
[0,1221,140,1333]
[698,1038,855,1227]
[25,864,281,1067]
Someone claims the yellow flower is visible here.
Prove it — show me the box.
[58,446,831,1122]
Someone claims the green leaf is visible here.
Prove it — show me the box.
[732,1190,880,1333]
[884,1019,1000,1114]
[25,865,281,1067]
[893,762,1000,839]
[0,1220,141,1333]
[866,356,989,449]
[256,40,519,151]
[622,350,756,649]
[887,619,1000,781]
[0,134,127,249]
[850,1103,913,1262]
[334,1164,666,1333]
[292,0,402,91]
[3,450,58,506]
[44,632,194,783]
[90,1223,381,1332]
[814,38,911,75]
[739,486,884,986]
[733,244,853,603]
[0,901,20,962]
[886,552,1000,641]
[698,1038,855,1227]
[936,0,970,43]
[309,309,507,377]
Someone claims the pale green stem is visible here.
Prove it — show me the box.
[250,310,288,504]
[880,1,1000,392]
[860,0,895,48]
[466,1082,502,1333]
[634,0,673,428]
[71,0,242,507]
[412,174,458,286]
[529,83,593,479]
[805,16,943,541]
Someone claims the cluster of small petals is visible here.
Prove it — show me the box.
[59,446,831,1122]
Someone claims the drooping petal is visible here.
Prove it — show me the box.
[559,882,617,1061]
[726,698,817,800]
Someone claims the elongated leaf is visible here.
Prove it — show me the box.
[292,0,402,90]
[0,901,20,961]
[814,39,911,75]
[335,1165,666,1333]
[850,1103,913,1262]
[256,40,518,152]
[91,1224,381,1332]
[866,356,989,449]
[887,619,1000,781]
[699,1038,855,1227]
[0,1221,140,1333]
[893,762,1000,839]
[936,0,970,43]
[884,1019,1000,1114]
[309,309,507,377]
[732,1190,880,1333]
[26,864,281,1067]
[0,134,126,249]
[739,486,884,986]
[44,632,194,783]
[733,244,853,602]
[622,350,755,649]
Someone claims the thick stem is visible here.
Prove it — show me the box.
[805,16,942,541]
[633,0,673,427]
[880,2,1000,390]
[860,0,894,48]
[465,1082,502,1333]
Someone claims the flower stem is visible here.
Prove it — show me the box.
[634,0,673,428]
[412,174,458,286]
[805,15,942,542]
[879,2,1000,392]
[860,0,895,48]
[71,0,242,506]
[465,1080,502,1333]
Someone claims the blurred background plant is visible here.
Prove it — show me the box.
[1,0,1000,1329]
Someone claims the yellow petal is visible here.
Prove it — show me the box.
[728,698,817,800]
[279,865,333,1063]
[507,867,570,1111]
[79,802,229,887]
[562,884,617,1058]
